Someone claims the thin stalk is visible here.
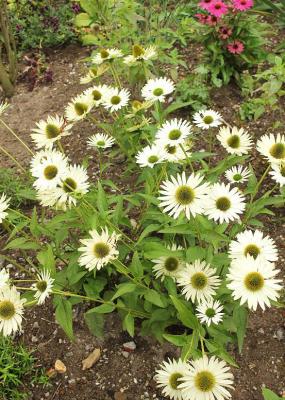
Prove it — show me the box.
[0,118,34,156]
[0,144,26,172]
[0,254,35,277]
[53,289,149,319]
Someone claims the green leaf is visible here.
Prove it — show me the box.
[137,224,161,244]
[97,182,108,214]
[80,0,98,16]
[86,303,115,314]
[112,283,137,300]
[37,245,56,276]
[4,237,40,251]
[75,13,91,27]
[159,224,194,234]
[233,305,248,353]
[85,312,104,337]
[262,388,283,400]
[123,313,135,337]
[144,289,166,308]
[163,333,188,347]
[55,298,74,340]
[170,295,198,329]
[129,251,144,278]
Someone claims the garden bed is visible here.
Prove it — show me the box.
[0,44,284,400]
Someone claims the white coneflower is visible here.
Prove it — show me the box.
[102,87,130,112]
[0,102,9,115]
[227,256,282,310]
[229,229,278,262]
[0,286,26,336]
[155,119,192,146]
[196,299,224,326]
[124,44,157,65]
[87,133,115,150]
[179,356,234,400]
[141,77,175,103]
[92,48,123,64]
[193,109,222,130]
[37,164,90,210]
[158,172,209,220]
[31,115,73,149]
[225,165,251,184]
[152,244,185,281]
[32,270,54,305]
[269,162,285,186]
[0,194,10,224]
[0,269,9,290]
[136,144,166,168]
[78,227,120,271]
[65,94,93,122]
[30,149,69,191]
[204,183,246,224]
[162,141,191,163]
[177,260,221,303]
[257,133,285,164]
[217,126,253,155]
[155,358,189,400]
[83,84,111,106]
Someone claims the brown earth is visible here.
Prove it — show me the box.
[0,44,284,400]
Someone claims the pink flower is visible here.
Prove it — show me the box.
[218,25,232,39]
[208,1,228,17]
[227,40,244,54]
[195,13,209,24]
[206,15,219,25]
[199,0,214,10]
[233,0,253,11]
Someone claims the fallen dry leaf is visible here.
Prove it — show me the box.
[114,392,127,400]
[54,359,67,374]
[82,348,101,370]
[46,368,57,378]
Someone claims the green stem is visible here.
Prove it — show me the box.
[0,118,34,156]
[0,144,26,172]
[0,254,35,277]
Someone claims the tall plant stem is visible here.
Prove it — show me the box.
[0,144,25,172]
[0,118,34,156]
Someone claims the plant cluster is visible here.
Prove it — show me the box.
[0,44,284,400]
[0,335,49,399]
[192,0,269,86]
[240,54,285,120]
[8,0,77,51]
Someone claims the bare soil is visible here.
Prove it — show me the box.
[0,45,284,400]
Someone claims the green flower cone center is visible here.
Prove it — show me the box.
[244,244,260,259]
[96,140,105,147]
[191,272,208,289]
[132,44,145,58]
[92,90,102,101]
[164,257,179,272]
[46,123,60,139]
[100,49,109,59]
[195,371,216,392]
[175,185,195,205]
[63,178,77,193]
[36,280,47,293]
[44,165,58,180]
[205,307,216,318]
[153,88,163,96]
[0,300,16,320]
[233,173,242,181]
[93,242,110,258]
[148,155,159,164]
[244,271,264,292]
[169,372,183,390]
[168,129,182,141]
[216,196,231,211]
[203,115,214,124]
[227,135,240,149]
[111,96,121,105]
[74,102,88,116]
[269,143,285,159]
